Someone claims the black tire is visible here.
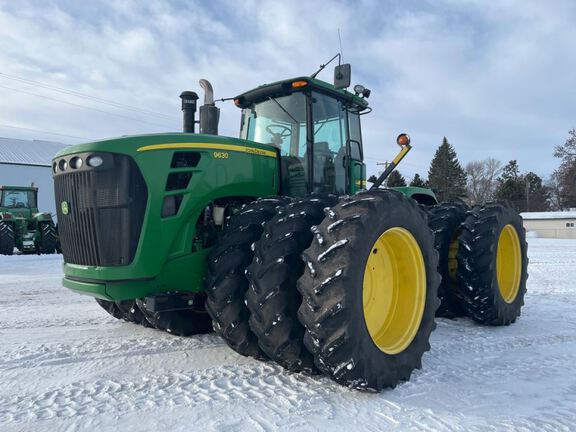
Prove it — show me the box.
[38,221,58,254]
[205,197,290,357]
[297,190,440,391]
[116,300,152,327]
[457,202,528,325]
[0,221,15,255]
[426,202,468,318]
[95,298,125,320]
[246,195,338,373]
[135,296,213,336]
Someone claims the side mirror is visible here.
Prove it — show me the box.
[334,64,351,89]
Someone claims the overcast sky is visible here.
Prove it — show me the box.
[1,0,574,179]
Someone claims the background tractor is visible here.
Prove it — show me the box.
[0,185,59,255]
[52,60,528,391]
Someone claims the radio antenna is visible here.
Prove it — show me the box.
[338,28,344,63]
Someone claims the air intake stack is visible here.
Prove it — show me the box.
[180,91,199,133]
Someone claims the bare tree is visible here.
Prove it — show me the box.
[465,158,502,204]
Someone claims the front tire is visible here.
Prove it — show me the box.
[457,202,528,325]
[38,221,58,254]
[135,296,212,336]
[204,197,289,357]
[95,299,124,320]
[0,221,15,255]
[297,190,440,391]
[246,195,337,373]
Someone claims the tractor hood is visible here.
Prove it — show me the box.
[52,133,279,300]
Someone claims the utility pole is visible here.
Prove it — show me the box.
[376,161,389,176]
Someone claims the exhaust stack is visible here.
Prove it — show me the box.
[180,91,199,133]
[198,79,220,135]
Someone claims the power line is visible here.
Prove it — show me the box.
[0,123,94,140]
[0,83,178,129]
[0,72,179,121]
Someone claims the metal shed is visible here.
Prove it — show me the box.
[0,137,68,217]
[521,211,576,239]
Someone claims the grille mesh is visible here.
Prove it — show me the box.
[54,154,148,266]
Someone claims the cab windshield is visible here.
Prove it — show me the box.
[240,91,362,196]
[0,190,37,208]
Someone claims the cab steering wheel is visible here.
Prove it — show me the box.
[266,124,291,147]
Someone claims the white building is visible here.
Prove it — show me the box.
[0,137,69,216]
[521,211,576,239]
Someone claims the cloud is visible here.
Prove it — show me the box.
[0,0,574,178]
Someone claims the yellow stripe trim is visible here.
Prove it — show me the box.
[136,142,277,158]
[392,145,411,165]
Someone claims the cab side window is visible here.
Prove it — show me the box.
[348,111,363,160]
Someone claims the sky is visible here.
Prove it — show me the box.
[1,0,575,180]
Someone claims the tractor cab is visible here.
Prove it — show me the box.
[234,77,369,196]
[0,185,39,219]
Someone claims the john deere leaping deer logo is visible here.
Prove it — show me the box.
[61,201,69,215]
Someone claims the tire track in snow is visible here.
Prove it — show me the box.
[0,333,225,370]
[0,363,343,424]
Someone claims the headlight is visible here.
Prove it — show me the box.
[58,159,67,171]
[70,156,83,169]
[87,155,104,167]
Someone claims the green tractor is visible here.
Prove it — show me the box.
[0,185,59,255]
[52,62,528,391]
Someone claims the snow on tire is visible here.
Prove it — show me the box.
[245,194,337,373]
[204,197,290,358]
[457,202,528,325]
[297,190,440,391]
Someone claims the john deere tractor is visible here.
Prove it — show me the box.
[52,62,528,391]
[0,185,58,255]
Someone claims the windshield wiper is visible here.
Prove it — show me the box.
[267,97,299,125]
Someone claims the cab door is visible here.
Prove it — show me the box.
[347,111,366,193]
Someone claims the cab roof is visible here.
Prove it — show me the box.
[234,76,370,111]
[0,185,38,192]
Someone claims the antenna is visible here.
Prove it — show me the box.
[338,29,344,63]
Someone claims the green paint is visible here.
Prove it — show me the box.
[53,76,437,302]
[0,185,55,253]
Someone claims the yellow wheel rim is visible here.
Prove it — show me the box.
[497,224,522,303]
[362,227,427,355]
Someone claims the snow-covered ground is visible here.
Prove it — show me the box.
[1,238,575,431]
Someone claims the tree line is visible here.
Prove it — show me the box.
[367,130,576,212]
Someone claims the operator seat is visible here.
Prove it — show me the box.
[305,141,335,194]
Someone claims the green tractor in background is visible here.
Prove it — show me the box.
[0,185,59,255]
[52,61,528,391]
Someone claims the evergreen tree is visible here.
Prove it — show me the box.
[386,170,406,187]
[427,137,467,202]
[409,173,427,188]
[495,160,525,211]
[553,129,576,209]
[522,172,550,212]
[367,174,378,184]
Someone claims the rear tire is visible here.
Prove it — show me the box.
[135,296,213,336]
[0,221,15,255]
[426,202,468,318]
[297,190,440,391]
[246,195,337,373]
[457,202,528,325]
[39,221,58,254]
[205,197,289,357]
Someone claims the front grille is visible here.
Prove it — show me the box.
[54,154,148,266]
